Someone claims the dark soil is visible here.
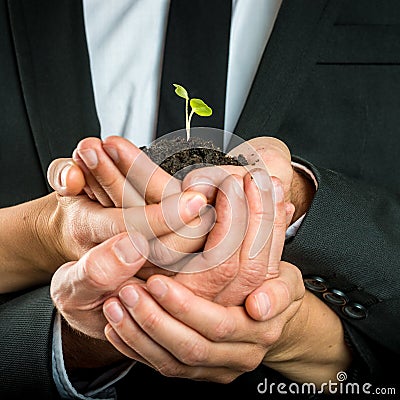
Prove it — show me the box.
[141,136,248,180]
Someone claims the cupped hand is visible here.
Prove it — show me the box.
[47,136,211,269]
[102,261,304,384]
[183,136,315,223]
[48,135,294,305]
[47,136,182,207]
[46,187,205,265]
[50,232,148,340]
[170,171,294,306]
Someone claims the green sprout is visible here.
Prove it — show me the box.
[173,84,212,140]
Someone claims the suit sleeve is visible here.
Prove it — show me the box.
[0,285,60,399]
[283,156,400,386]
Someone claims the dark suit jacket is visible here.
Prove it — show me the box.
[1,0,399,398]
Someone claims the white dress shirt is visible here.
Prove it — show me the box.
[83,0,282,145]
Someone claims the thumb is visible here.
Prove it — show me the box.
[51,232,149,307]
[245,261,304,321]
[47,158,86,196]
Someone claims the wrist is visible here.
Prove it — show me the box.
[35,192,67,272]
[264,291,352,385]
[61,316,126,371]
[0,193,65,292]
[290,169,316,224]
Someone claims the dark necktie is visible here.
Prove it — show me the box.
[156,0,232,139]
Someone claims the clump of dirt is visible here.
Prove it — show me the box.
[141,136,248,180]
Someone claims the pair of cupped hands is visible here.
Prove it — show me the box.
[46,135,307,383]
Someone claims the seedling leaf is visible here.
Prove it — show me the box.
[190,98,212,117]
[173,84,212,139]
[173,84,189,100]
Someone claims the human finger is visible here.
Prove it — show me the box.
[213,169,275,305]
[181,164,247,202]
[76,137,144,207]
[171,174,247,280]
[47,158,86,196]
[229,136,293,203]
[50,232,149,339]
[146,205,215,268]
[109,283,263,373]
[229,136,291,164]
[104,306,244,383]
[146,275,268,348]
[245,261,305,321]
[72,148,110,205]
[265,178,295,279]
[123,191,207,241]
[55,195,126,249]
[104,294,179,366]
[103,136,182,204]
[104,324,149,365]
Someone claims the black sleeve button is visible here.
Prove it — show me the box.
[323,289,349,306]
[303,276,328,292]
[342,302,368,320]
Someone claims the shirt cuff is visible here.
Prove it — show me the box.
[52,312,135,400]
[285,161,318,240]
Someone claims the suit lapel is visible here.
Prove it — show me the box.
[7,0,99,177]
[234,0,343,142]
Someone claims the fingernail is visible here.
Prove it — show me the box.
[185,193,207,217]
[286,203,295,223]
[113,235,146,264]
[78,148,98,169]
[120,286,139,308]
[60,164,71,187]
[273,180,284,203]
[255,292,271,319]
[147,278,168,298]
[251,169,271,191]
[104,301,123,323]
[105,326,123,345]
[103,145,119,163]
[232,177,244,197]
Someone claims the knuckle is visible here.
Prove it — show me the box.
[98,174,120,193]
[206,259,238,285]
[273,219,288,230]
[118,331,142,352]
[187,261,238,301]
[282,263,306,300]
[109,216,124,237]
[69,219,89,246]
[275,278,292,306]
[178,337,209,366]
[210,314,236,341]
[240,349,264,372]
[236,261,267,287]
[158,362,187,378]
[170,295,192,318]
[148,239,179,267]
[260,321,283,346]
[82,253,111,288]
[155,204,172,229]
[50,285,64,311]
[140,311,163,332]
[50,265,75,312]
